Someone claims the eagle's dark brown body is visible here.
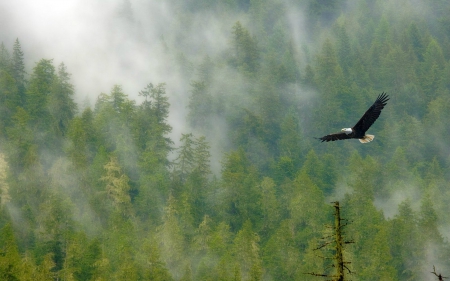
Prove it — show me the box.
[317,93,389,143]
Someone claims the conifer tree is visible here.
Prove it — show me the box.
[264,219,301,280]
[232,220,263,281]
[389,200,421,280]
[173,133,196,186]
[11,39,26,105]
[137,83,172,161]
[407,23,425,62]
[420,39,445,99]
[0,223,21,280]
[101,155,132,217]
[0,70,19,134]
[49,63,77,137]
[188,81,212,130]
[138,238,173,281]
[67,116,89,169]
[6,107,37,171]
[419,192,442,244]
[158,194,185,280]
[25,59,55,146]
[221,148,261,231]
[259,177,280,235]
[0,43,10,72]
[231,21,259,74]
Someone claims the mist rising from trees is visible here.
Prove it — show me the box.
[0,0,450,280]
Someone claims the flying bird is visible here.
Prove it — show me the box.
[317,93,389,143]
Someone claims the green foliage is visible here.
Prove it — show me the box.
[232,220,263,281]
[26,59,55,135]
[6,107,37,172]
[388,200,422,280]
[11,39,26,105]
[188,81,213,130]
[231,21,260,75]
[49,63,77,138]
[0,70,19,134]
[221,148,262,231]
[101,155,132,216]
[3,1,450,280]
[0,223,21,280]
[0,43,10,72]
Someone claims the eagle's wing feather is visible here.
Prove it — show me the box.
[353,92,389,133]
[317,132,352,142]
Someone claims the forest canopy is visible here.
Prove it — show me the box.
[1,0,450,280]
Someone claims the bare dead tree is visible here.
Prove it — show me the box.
[305,201,353,281]
[431,265,448,281]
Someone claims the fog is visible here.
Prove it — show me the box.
[1,0,443,223]
[1,0,450,279]
[0,0,242,145]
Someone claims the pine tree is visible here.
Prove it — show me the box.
[259,177,280,235]
[158,194,186,280]
[388,200,422,280]
[335,24,352,76]
[188,136,212,223]
[173,133,196,185]
[420,39,445,99]
[93,85,138,185]
[0,223,22,280]
[138,238,173,281]
[6,107,37,172]
[25,59,55,145]
[289,170,327,235]
[11,39,26,106]
[0,153,11,206]
[49,63,77,138]
[263,219,301,280]
[66,116,89,169]
[0,70,19,134]
[188,80,213,130]
[0,43,11,72]
[232,220,263,281]
[136,83,172,160]
[100,155,132,217]
[407,23,425,62]
[314,38,346,131]
[73,237,102,281]
[221,148,262,231]
[231,21,259,74]
[149,83,171,135]
[418,192,442,244]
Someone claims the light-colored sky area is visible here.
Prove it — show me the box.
[0,0,243,145]
[1,0,168,101]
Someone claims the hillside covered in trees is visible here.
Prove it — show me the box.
[1,0,450,280]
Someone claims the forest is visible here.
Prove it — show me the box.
[1,0,450,280]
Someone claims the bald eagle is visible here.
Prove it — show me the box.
[317,93,389,143]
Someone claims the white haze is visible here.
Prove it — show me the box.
[0,0,245,145]
[2,0,450,277]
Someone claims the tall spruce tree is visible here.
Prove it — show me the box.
[49,63,77,138]
[11,39,26,106]
[25,59,55,146]
[0,43,10,72]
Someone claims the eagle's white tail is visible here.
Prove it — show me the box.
[359,134,374,143]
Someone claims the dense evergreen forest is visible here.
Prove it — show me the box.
[1,0,450,280]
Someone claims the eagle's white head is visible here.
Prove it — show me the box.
[341,128,352,134]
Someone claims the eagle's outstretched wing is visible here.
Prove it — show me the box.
[317,132,352,142]
[352,92,389,133]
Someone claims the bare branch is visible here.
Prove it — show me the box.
[304,272,329,277]
[315,241,332,250]
[431,265,448,280]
